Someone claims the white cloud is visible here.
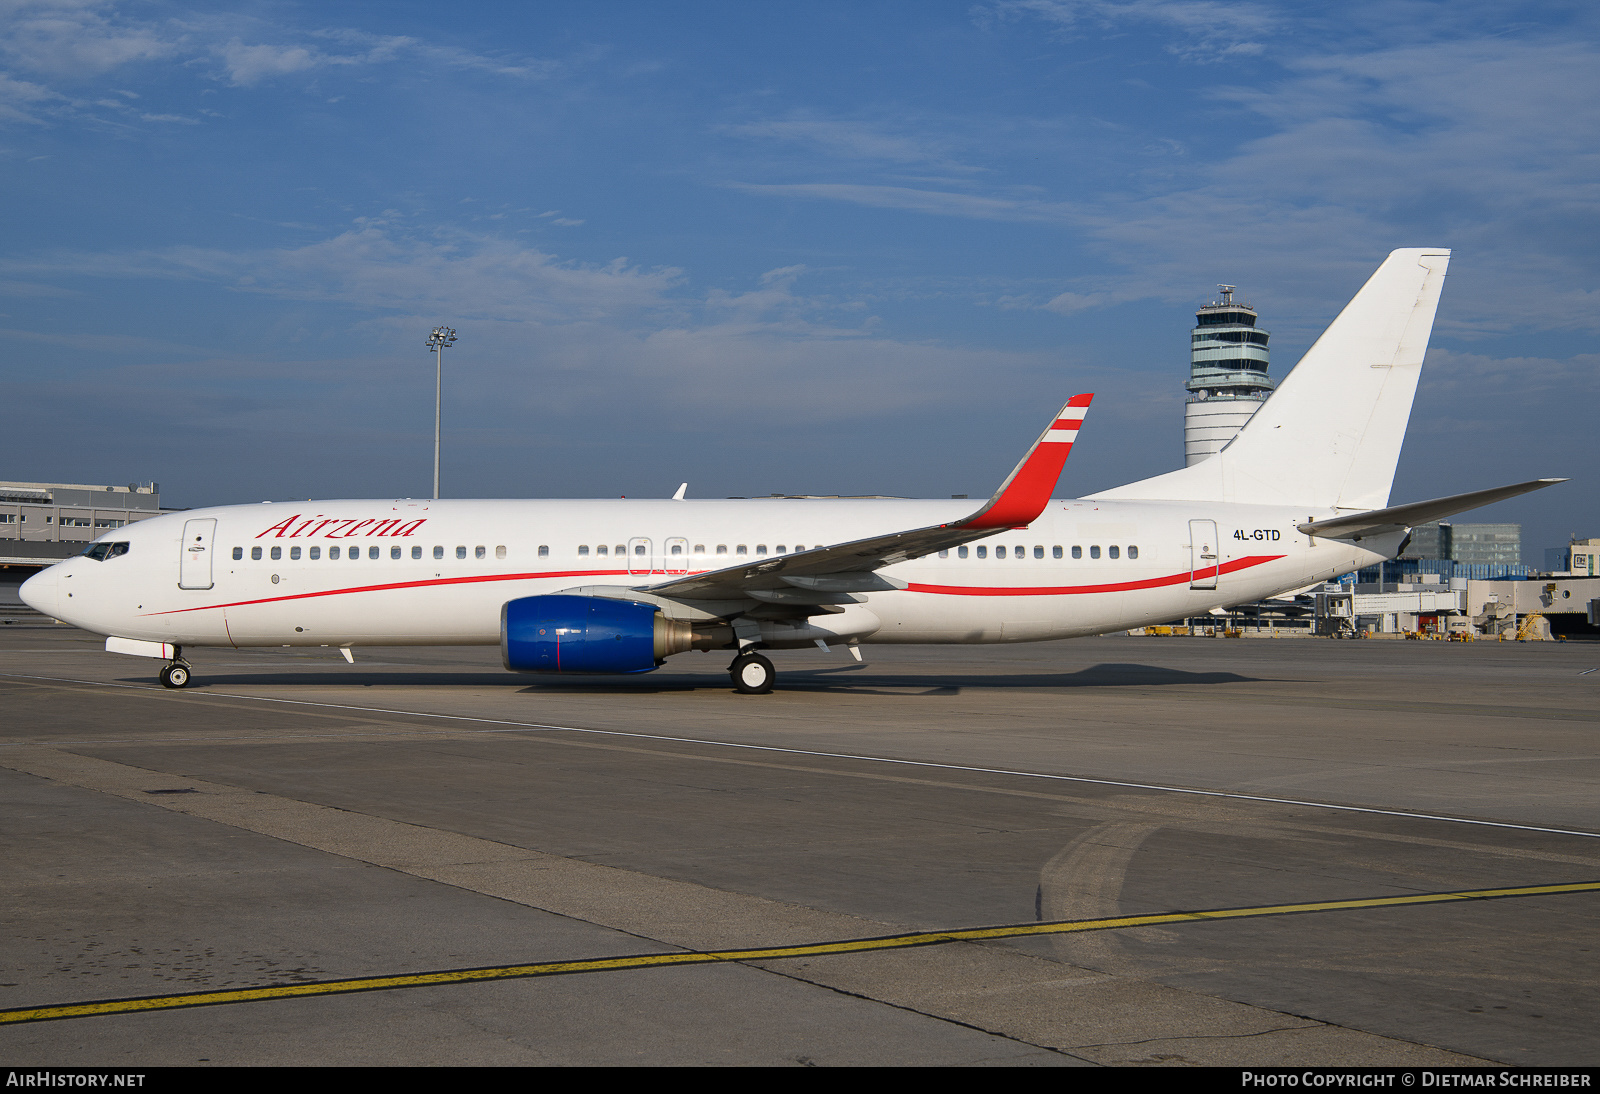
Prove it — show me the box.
[0,226,684,324]
[735,17,1600,333]
[216,29,427,87]
[0,71,60,124]
[727,181,1077,224]
[0,278,79,297]
[722,117,980,172]
[981,0,1277,62]
[217,39,328,86]
[0,2,570,121]
[0,0,179,77]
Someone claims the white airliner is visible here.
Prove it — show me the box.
[20,249,1562,693]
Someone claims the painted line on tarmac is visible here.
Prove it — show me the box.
[2,670,1599,841]
[4,880,1596,1026]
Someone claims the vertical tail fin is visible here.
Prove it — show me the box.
[1091,248,1450,509]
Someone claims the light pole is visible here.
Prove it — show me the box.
[426,326,457,500]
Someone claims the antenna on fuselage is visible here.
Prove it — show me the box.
[672,483,688,501]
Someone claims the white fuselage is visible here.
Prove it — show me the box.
[23,496,1396,650]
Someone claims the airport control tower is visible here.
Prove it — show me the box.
[1184,286,1275,466]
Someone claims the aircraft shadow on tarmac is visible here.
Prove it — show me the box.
[114,662,1261,695]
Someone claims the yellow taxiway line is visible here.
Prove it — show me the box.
[4,880,1596,1026]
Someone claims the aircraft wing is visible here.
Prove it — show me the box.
[638,395,1093,602]
[1296,478,1566,540]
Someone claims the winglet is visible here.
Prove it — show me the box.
[960,394,1093,530]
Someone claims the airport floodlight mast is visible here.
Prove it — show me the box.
[426,326,457,500]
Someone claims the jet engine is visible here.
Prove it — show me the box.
[501,594,708,674]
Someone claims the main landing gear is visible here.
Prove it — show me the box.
[158,652,192,689]
[729,652,775,695]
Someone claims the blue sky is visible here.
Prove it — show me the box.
[2,1,1595,558]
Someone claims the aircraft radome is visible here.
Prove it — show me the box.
[20,249,1565,693]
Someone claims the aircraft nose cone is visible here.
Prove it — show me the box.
[19,567,57,617]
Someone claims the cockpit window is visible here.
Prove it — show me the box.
[81,542,129,561]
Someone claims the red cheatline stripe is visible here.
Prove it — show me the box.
[146,554,1285,616]
[906,555,1284,596]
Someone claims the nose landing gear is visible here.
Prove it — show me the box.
[729,652,775,694]
[159,653,192,689]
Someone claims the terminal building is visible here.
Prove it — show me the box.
[1545,538,1600,577]
[1401,520,1522,567]
[1184,286,1275,466]
[1,481,169,568]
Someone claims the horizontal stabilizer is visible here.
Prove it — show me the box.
[1297,478,1567,540]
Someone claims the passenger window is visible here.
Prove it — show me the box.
[614,545,624,557]
[1014,545,1024,559]
[350,547,359,561]
[958,546,968,558]
[233,547,243,560]
[694,544,705,555]
[633,544,646,556]
[578,545,589,556]
[412,546,422,559]
[392,546,403,559]
[1090,545,1100,559]
[369,546,380,559]
[737,545,747,556]
[270,546,282,560]
[1109,546,1119,559]
[756,545,767,556]
[976,546,987,558]
[596,545,607,556]
[496,546,506,560]
[775,545,786,554]
[534,546,545,558]
[433,545,444,559]
[1053,546,1063,559]
[1129,545,1139,559]
[996,546,1007,559]
[290,546,301,560]
[310,546,321,560]
[939,549,949,558]
[1072,546,1082,559]
[717,545,728,555]
[1034,546,1044,559]
[330,546,340,560]
[475,546,486,559]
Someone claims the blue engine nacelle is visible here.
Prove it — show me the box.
[501,594,696,674]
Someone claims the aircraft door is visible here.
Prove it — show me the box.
[664,537,689,575]
[179,518,217,590]
[627,537,653,576]
[1189,519,1219,590]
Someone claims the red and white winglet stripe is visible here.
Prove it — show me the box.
[1043,398,1089,443]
